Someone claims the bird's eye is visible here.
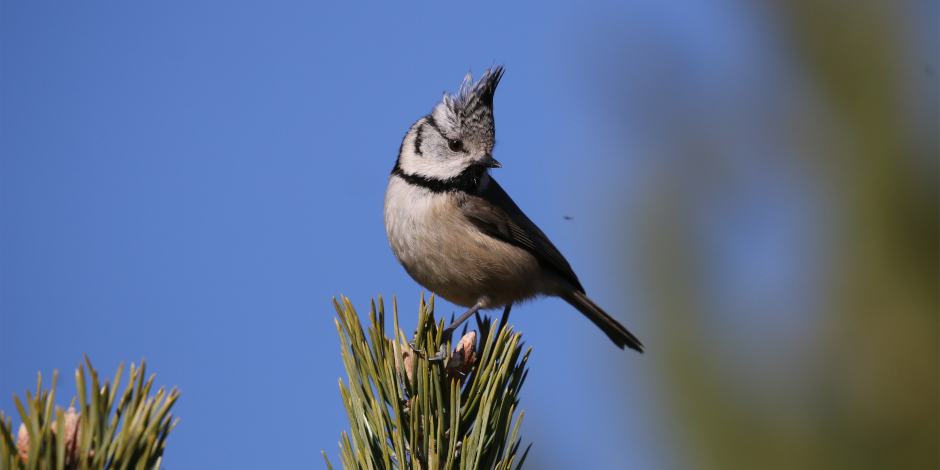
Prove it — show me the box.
[447,139,464,152]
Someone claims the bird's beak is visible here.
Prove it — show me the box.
[480,154,501,168]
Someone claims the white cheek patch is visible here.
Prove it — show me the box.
[397,117,470,181]
[408,153,466,180]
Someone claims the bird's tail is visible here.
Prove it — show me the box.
[560,289,644,353]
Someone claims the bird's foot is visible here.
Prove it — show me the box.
[408,328,449,362]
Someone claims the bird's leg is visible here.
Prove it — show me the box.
[499,304,512,331]
[425,299,486,361]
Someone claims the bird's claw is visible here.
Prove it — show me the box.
[407,340,448,362]
[408,329,448,362]
[426,344,449,362]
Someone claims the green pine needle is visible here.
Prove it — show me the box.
[325,294,530,470]
[0,356,179,470]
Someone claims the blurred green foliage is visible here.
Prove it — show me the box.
[640,1,938,468]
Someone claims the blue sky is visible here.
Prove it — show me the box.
[1,3,672,467]
[2,1,933,469]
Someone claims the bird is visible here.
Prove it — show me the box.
[383,65,643,354]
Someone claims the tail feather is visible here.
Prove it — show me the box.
[561,290,644,353]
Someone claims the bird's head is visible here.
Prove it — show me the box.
[395,66,504,186]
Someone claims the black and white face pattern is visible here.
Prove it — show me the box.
[394,66,504,192]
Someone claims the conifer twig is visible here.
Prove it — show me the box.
[325,293,531,470]
[0,356,179,470]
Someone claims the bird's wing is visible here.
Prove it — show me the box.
[458,177,584,292]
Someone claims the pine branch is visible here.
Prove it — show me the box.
[0,355,179,470]
[325,294,531,470]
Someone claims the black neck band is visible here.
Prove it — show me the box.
[392,161,485,194]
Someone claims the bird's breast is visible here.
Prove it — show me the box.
[384,176,547,308]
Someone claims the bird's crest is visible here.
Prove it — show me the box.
[443,65,504,112]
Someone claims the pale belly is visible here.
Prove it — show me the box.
[384,180,547,308]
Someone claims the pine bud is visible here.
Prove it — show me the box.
[60,407,83,469]
[446,331,477,381]
[396,348,414,384]
[16,423,28,463]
